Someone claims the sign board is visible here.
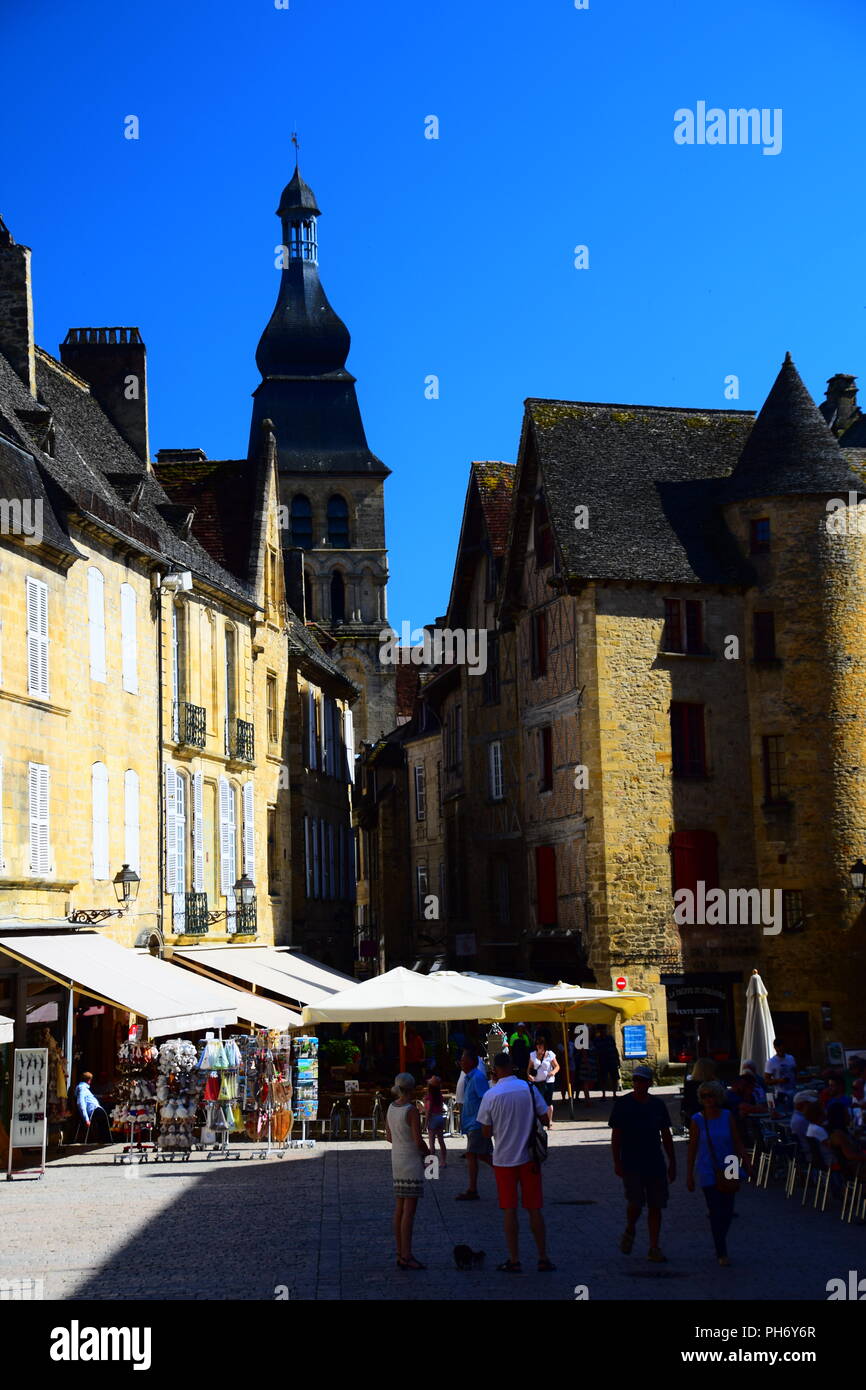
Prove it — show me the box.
[344,1080,359,1093]
[7,1048,49,1181]
[614,975,628,992]
[622,1025,648,1059]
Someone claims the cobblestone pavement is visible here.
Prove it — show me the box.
[1,1096,862,1302]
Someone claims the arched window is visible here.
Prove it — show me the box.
[327,495,349,548]
[290,495,313,549]
[330,571,346,623]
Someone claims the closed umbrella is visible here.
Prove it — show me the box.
[740,970,775,1078]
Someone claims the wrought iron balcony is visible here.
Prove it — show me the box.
[229,718,255,763]
[175,701,206,748]
[228,899,257,937]
[172,891,209,935]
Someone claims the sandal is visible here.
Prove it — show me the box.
[456,1190,480,1201]
[537,1258,556,1272]
[397,1256,426,1270]
[496,1259,522,1273]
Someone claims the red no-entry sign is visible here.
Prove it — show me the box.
[615,976,627,992]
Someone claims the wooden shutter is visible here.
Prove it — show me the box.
[124,769,140,873]
[192,771,204,891]
[91,763,109,880]
[120,583,138,693]
[26,577,49,697]
[218,776,232,894]
[536,845,557,927]
[242,781,255,878]
[344,707,355,782]
[415,764,426,819]
[307,687,318,769]
[165,765,178,894]
[28,762,50,875]
[670,830,719,896]
[88,568,106,683]
[304,815,312,897]
[174,773,187,930]
[312,816,320,898]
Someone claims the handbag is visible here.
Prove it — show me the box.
[703,1113,740,1193]
[525,1081,549,1165]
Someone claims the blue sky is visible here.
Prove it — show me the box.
[3,0,864,626]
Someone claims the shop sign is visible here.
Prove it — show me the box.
[7,1047,49,1180]
[622,1025,648,1059]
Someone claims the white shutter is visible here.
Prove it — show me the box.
[124,769,140,873]
[307,686,318,769]
[344,707,355,782]
[304,815,312,898]
[26,577,49,698]
[91,763,109,880]
[164,765,178,894]
[328,822,336,900]
[338,824,345,901]
[0,756,4,869]
[489,741,503,800]
[173,773,186,931]
[218,776,232,894]
[120,583,138,693]
[171,606,180,740]
[312,816,320,898]
[29,762,50,875]
[192,771,204,892]
[242,781,255,879]
[225,782,237,929]
[87,568,106,683]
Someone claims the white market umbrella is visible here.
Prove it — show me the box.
[740,970,775,1076]
[300,966,509,1073]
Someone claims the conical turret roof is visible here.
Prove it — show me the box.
[727,354,862,500]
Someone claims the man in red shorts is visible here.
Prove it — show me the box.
[477,1051,554,1273]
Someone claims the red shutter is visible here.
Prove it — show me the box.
[671,830,719,895]
[663,599,682,653]
[536,845,557,926]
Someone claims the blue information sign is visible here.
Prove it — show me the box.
[622,1024,648,1059]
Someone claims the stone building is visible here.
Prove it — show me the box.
[248,165,396,750]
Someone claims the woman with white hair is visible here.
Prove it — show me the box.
[386,1073,428,1270]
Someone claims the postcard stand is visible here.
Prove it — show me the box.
[6,1048,49,1181]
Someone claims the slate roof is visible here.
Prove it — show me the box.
[726,355,862,502]
[155,458,256,584]
[525,398,756,585]
[0,429,80,561]
[473,462,515,555]
[0,348,258,605]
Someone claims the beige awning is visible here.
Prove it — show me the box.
[172,944,352,1006]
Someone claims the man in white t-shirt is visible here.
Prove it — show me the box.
[477,1052,554,1273]
[765,1040,797,1106]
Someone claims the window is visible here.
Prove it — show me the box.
[304,570,314,619]
[224,626,237,752]
[124,769,140,874]
[120,582,138,693]
[750,517,771,554]
[534,495,554,567]
[539,726,553,792]
[304,816,312,898]
[242,781,255,883]
[414,764,427,820]
[536,845,557,927]
[416,864,429,919]
[290,495,313,549]
[663,598,704,654]
[484,552,499,602]
[327,495,349,548]
[762,735,786,803]
[192,771,204,893]
[219,776,237,921]
[267,807,280,892]
[28,762,50,875]
[330,571,346,622]
[531,610,548,678]
[492,857,510,926]
[344,707,355,783]
[782,889,805,934]
[267,548,279,613]
[454,704,463,772]
[670,702,707,778]
[87,567,106,683]
[670,829,719,897]
[753,612,776,661]
[171,604,185,740]
[90,763,109,880]
[369,828,379,882]
[488,740,504,801]
[483,632,500,704]
[175,771,188,892]
[26,576,49,698]
[266,674,278,745]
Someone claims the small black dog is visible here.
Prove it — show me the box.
[453,1244,485,1271]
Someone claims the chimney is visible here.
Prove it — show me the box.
[822,373,860,436]
[60,327,150,464]
[284,546,306,622]
[0,216,36,395]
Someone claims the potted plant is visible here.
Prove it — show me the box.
[321,1039,361,1083]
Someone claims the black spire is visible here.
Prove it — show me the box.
[249,166,387,475]
[726,354,861,501]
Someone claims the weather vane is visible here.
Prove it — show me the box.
[291,131,300,167]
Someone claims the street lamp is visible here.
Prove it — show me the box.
[850,859,866,896]
[113,863,141,906]
[234,873,255,906]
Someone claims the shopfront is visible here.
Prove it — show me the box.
[662,972,743,1066]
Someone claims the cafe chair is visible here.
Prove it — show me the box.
[802,1138,831,1211]
[347,1092,377,1139]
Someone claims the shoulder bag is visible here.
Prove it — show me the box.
[525,1080,549,1165]
[703,1112,740,1193]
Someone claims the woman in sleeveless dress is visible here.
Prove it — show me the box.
[686,1080,750,1265]
[386,1072,428,1270]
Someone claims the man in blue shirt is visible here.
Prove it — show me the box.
[456,1046,491,1201]
[75,1071,99,1124]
